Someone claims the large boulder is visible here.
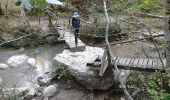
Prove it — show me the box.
[54,46,114,90]
[0,63,9,70]
[27,58,36,68]
[7,55,28,67]
[43,84,57,97]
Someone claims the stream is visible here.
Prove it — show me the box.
[0,40,162,100]
[0,44,123,100]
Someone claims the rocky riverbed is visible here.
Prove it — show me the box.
[0,44,124,100]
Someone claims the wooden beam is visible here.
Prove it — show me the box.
[99,49,108,76]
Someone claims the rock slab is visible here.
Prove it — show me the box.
[54,46,114,90]
[7,55,28,67]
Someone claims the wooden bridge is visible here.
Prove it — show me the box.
[57,24,86,52]
[88,55,166,76]
[56,23,166,76]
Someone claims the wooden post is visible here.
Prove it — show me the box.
[164,0,170,68]
[99,49,108,76]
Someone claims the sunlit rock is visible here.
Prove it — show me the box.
[7,55,28,67]
[54,46,114,90]
[37,76,51,86]
[27,58,36,68]
[0,63,9,70]
[113,70,130,84]
[43,84,57,97]
[26,88,36,99]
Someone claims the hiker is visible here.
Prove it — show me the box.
[71,12,80,46]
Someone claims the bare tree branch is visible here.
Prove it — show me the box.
[0,33,33,46]
[130,16,165,70]
[123,10,164,19]
[20,6,32,29]
[98,33,164,46]
[103,0,133,100]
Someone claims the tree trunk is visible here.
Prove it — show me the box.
[164,0,170,68]
[103,0,133,100]
[0,3,4,16]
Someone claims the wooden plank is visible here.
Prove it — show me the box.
[129,58,135,67]
[113,56,117,61]
[124,58,128,66]
[152,59,158,69]
[142,59,149,68]
[116,57,121,64]
[137,58,145,69]
[124,58,131,66]
[112,56,118,64]
[132,58,140,68]
[61,29,86,52]
[117,57,123,64]
[118,58,127,66]
[147,59,153,69]
[99,50,108,76]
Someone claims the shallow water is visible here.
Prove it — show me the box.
[0,41,162,100]
[0,44,65,88]
[0,44,123,100]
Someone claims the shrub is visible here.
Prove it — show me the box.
[84,22,121,37]
[54,65,69,80]
[1,30,40,49]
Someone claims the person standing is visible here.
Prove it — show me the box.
[71,12,80,46]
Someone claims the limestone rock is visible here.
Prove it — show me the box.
[7,55,28,67]
[54,46,114,90]
[43,84,57,97]
[37,76,51,86]
[114,70,130,84]
[26,88,36,98]
[0,63,9,70]
[27,58,36,68]
[71,67,114,90]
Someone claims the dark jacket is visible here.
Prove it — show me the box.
[72,17,80,28]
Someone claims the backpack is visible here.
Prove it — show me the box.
[72,18,80,28]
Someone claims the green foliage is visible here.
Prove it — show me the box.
[140,71,170,100]
[138,0,162,13]
[55,65,69,80]
[30,0,48,15]
[0,87,19,100]
[109,0,131,13]
[109,0,162,13]
[85,22,121,37]
[6,94,19,100]
[126,70,170,100]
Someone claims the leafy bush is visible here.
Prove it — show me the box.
[109,0,162,14]
[54,65,69,80]
[138,0,162,13]
[126,71,170,100]
[84,22,121,37]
